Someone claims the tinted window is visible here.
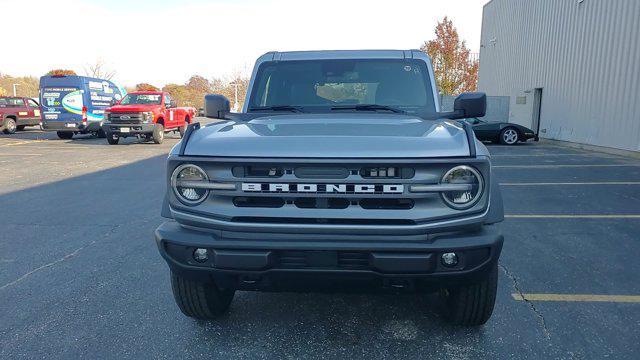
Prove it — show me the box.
[249,59,435,113]
[27,99,39,107]
[120,94,161,105]
[4,98,25,107]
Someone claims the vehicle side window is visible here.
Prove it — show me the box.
[0,98,7,107]
[164,94,171,105]
[27,99,39,108]
[7,98,24,107]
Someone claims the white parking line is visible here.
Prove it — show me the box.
[0,140,47,147]
[491,153,597,157]
[501,182,640,186]
[494,164,640,168]
[506,215,640,219]
[0,153,42,156]
[5,146,91,150]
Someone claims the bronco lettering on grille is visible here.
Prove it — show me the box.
[241,183,404,194]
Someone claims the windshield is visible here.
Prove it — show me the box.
[120,94,161,105]
[248,59,435,114]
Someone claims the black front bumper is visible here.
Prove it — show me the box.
[103,123,155,137]
[155,221,503,291]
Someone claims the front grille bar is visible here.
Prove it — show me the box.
[409,184,472,192]
[175,181,470,193]
[176,180,236,190]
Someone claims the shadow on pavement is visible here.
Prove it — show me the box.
[0,152,549,359]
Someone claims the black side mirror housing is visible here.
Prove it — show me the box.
[110,98,118,106]
[440,92,487,120]
[453,92,486,119]
[205,94,230,119]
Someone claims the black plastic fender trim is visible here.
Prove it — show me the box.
[462,121,477,157]
[178,122,201,156]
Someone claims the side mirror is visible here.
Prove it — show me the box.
[166,100,177,108]
[110,98,118,106]
[205,94,230,119]
[452,92,486,119]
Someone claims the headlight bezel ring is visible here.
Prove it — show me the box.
[440,165,485,210]
[171,164,210,206]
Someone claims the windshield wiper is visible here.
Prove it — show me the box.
[248,105,304,113]
[331,104,406,114]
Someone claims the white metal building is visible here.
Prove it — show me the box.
[478,0,640,152]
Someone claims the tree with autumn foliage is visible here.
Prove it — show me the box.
[0,73,40,97]
[420,17,478,95]
[46,69,77,76]
[135,83,159,91]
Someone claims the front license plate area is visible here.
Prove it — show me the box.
[65,123,76,128]
[120,127,130,133]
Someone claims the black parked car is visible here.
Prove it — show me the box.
[465,118,538,145]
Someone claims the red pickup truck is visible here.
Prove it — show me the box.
[102,91,196,144]
[0,97,41,134]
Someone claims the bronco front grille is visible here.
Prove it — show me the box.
[168,159,491,228]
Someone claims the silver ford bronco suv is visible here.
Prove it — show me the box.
[155,50,504,326]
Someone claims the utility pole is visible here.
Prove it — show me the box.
[229,82,239,112]
[12,84,20,97]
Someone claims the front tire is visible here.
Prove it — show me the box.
[56,131,74,140]
[152,123,164,144]
[170,272,235,319]
[2,118,17,134]
[106,133,119,145]
[442,262,498,326]
[499,127,519,145]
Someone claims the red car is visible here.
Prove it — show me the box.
[0,97,41,134]
[102,91,196,144]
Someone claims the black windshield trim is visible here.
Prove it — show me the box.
[330,104,406,114]
[248,105,304,113]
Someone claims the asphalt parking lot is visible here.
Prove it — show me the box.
[1,125,639,359]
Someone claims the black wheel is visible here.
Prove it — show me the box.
[97,129,107,138]
[56,131,74,139]
[499,127,519,145]
[442,262,498,326]
[152,123,165,144]
[16,125,26,131]
[2,118,17,134]
[170,272,235,319]
[106,133,119,145]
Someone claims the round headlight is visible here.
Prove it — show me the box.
[171,164,209,205]
[440,165,484,209]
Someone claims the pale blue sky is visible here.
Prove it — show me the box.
[1,0,489,87]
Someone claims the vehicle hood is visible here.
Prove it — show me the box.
[108,104,159,112]
[183,113,471,158]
